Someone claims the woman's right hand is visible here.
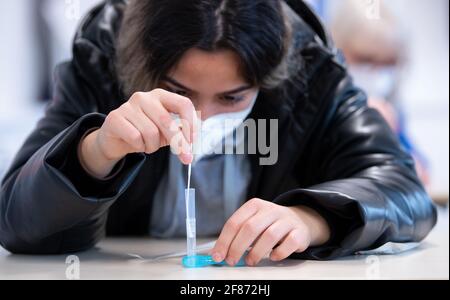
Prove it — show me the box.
[78,89,198,178]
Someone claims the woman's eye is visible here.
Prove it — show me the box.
[174,90,189,97]
[220,95,244,104]
[166,87,188,97]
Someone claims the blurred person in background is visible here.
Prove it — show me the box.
[331,0,431,187]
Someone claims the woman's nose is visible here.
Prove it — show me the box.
[194,103,216,121]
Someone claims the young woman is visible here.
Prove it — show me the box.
[0,0,436,266]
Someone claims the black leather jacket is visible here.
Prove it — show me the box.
[0,0,437,259]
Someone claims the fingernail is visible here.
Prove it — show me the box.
[212,252,223,262]
[246,259,255,267]
[270,254,280,262]
[182,153,193,164]
[227,259,236,267]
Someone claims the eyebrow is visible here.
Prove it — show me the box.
[162,76,253,95]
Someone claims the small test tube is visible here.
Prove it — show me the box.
[185,188,196,257]
[182,186,248,268]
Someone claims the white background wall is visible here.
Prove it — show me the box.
[0,0,101,178]
[0,0,42,177]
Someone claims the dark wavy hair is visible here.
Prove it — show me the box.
[117,0,299,96]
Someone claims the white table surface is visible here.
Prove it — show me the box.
[1,208,448,280]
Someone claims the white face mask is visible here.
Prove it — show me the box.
[192,92,259,163]
[349,65,397,100]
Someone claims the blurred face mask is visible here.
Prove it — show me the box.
[349,64,397,100]
[192,91,259,163]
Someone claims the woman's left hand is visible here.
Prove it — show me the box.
[211,199,331,266]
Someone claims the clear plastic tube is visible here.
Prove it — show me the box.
[185,188,196,257]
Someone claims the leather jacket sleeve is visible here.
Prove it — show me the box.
[275,78,438,260]
[0,62,146,254]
